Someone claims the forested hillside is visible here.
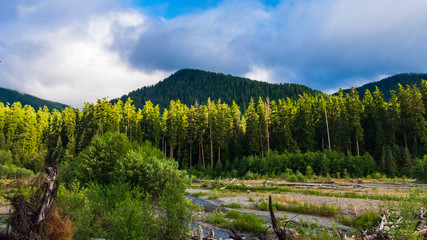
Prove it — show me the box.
[341,73,427,101]
[1,81,426,179]
[113,69,323,110]
[0,87,67,110]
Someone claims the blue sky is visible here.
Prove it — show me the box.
[1,0,427,107]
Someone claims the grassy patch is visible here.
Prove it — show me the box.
[222,202,242,209]
[225,210,241,219]
[205,210,267,235]
[278,203,338,217]
[208,191,221,199]
[205,210,227,225]
[226,184,413,202]
[337,210,381,230]
[189,191,208,198]
[253,198,338,217]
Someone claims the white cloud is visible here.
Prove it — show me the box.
[0,6,168,108]
[2,0,427,106]
[244,66,274,83]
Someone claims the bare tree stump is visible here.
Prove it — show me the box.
[269,195,294,240]
[6,164,59,240]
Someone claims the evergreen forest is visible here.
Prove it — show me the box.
[113,69,323,110]
[1,80,426,181]
[341,73,427,102]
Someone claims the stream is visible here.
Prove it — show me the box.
[186,194,354,239]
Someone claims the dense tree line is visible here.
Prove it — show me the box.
[0,81,426,178]
[113,69,323,110]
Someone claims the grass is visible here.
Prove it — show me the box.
[188,191,208,197]
[337,210,381,230]
[205,210,227,225]
[225,184,418,202]
[253,198,338,217]
[208,191,221,199]
[222,202,243,209]
[205,210,267,235]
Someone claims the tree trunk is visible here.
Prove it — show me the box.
[266,101,270,154]
[356,137,360,157]
[260,126,264,158]
[321,137,325,152]
[325,109,331,151]
[190,144,192,167]
[218,146,221,164]
[201,142,206,169]
[170,144,174,159]
[404,130,408,149]
[210,126,213,168]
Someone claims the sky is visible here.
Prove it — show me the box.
[1,0,427,108]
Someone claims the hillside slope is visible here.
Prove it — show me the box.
[114,69,323,109]
[0,87,67,110]
[341,73,427,101]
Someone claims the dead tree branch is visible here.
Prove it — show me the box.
[5,163,59,240]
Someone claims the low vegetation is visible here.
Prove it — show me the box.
[205,210,268,236]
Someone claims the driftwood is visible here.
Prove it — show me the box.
[346,209,427,240]
[203,229,215,240]
[220,179,237,190]
[227,226,243,240]
[269,195,295,240]
[4,163,59,240]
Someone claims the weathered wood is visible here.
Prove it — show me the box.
[220,179,236,190]
[5,163,59,240]
[227,226,243,240]
[203,229,214,240]
[269,195,293,240]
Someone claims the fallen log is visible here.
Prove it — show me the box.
[227,226,243,240]
[221,179,237,190]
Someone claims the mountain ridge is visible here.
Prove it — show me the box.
[340,73,427,101]
[0,87,67,110]
[113,68,324,109]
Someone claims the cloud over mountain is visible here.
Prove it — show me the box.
[1,0,427,107]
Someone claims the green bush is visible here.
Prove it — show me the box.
[206,210,226,225]
[225,210,241,219]
[231,213,267,235]
[0,163,33,179]
[412,155,427,182]
[56,181,192,240]
[352,210,381,230]
[159,183,193,239]
[74,132,188,198]
[0,150,12,165]
[74,132,134,185]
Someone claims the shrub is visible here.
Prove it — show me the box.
[0,163,33,179]
[412,155,427,182]
[206,210,226,225]
[159,183,193,239]
[74,132,134,185]
[225,210,241,219]
[231,213,267,235]
[253,198,273,211]
[42,208,73,240]
[352,210,381,230]
[74,132,188,198]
